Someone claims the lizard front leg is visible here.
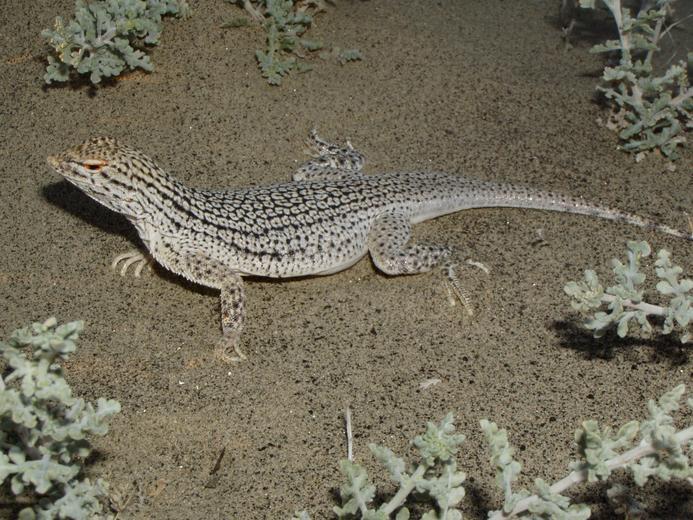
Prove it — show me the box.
[111,249,153,277]
[177,257,248,363]
[143,235,249,363]
[217,272,247,363]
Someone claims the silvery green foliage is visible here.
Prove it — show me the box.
[485,384,692,519]
[42,0,191,84]
[479,420,526,514]
[480,421,589,520]
[578,0,692,160]
[571,384,692,486]
[255,0,314,85]
[0,318,121,519]
[297,386,692,519]
[329,413,466,519]
[654,248,692,342]
[336,48,363,66]
[225,0,361,85]
[564,240,691,343]
[626,384,692,485]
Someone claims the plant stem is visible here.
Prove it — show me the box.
[380,464,428,515]
[601,294,666,316]
[603,0,646,105]
[644,6,666,70]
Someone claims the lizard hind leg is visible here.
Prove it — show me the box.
[367,212,452,275]
[293,129,366,181]
[367,212,476,315]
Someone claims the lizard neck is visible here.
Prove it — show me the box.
[130,164,202,227]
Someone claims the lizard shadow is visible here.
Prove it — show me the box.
[43,180,218,296]
[44,180,134,238]
[548,6,617,48]
[552,319,690,366]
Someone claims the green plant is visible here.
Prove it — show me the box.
[564,240,691,343]
[224,0,362,85]
[0,318,121,518]
[42,0,191,85]
[293,386,693,519]
[578,0,692,160]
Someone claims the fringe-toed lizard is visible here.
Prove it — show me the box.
[48,131,691,362]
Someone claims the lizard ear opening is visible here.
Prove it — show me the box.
[83,159,107,172]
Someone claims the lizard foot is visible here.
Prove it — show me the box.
[294,130,365,181]
[441,259,491,315]
[213,331,247,364]
[111,250,152,277]
[441,263,474,316]
[302,129,340,157]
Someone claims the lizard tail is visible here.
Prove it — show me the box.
[571,203,692,241]
[454,180,692,241]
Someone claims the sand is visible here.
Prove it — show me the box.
[0,0,691,518]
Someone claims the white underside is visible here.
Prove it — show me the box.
[313,249,369,275]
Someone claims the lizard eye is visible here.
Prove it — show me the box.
[83,159,107,172]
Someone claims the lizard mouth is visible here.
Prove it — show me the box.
[47,154,71,174]
[47,155,61,169]
[47,155,86,189]
[47,155,81,183]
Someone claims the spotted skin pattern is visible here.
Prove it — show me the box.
[48,131,691,361]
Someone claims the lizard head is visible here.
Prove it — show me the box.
[48,137,165,218]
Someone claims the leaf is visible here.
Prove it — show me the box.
[573,419,638,482]
[413,413,465,466]
[395,508,410,520]
[44,56,71,83]
[17,508,36,520]
[481,419,524,512]
[20,456,79,495]
[337,48,363,65]
[0,452,20,482]
[528,478,591,519]
[415,460,466,511]
[370,444,407,484]
[52,478,109,518]
[564,270,604,312]
[334,459,376,516]
[300,38,323,51]
[114,38,153,70]
[591,41,624,54]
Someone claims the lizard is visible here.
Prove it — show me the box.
[48,130,692,362]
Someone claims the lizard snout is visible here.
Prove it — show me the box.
[47,154,64,170]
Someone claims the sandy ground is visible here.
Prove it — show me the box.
[1,0,691,518]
